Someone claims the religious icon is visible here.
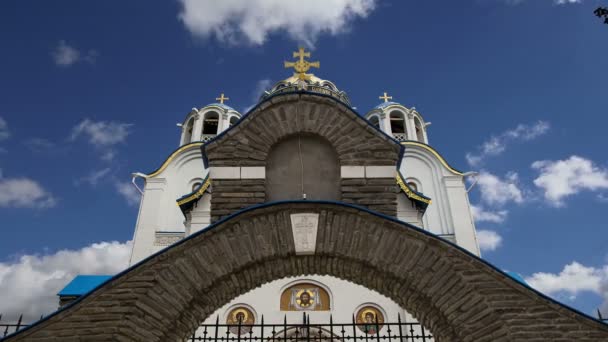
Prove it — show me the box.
[280,283,331,311]
[226,307,255,335]
[355,306,384,335]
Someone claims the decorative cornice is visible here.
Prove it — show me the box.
[396,172,432,209]
[176,176,212,216]
[401,141,464,176]
[146,142,204,178]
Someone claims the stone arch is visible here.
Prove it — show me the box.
[203,93,402,167]
[8,202,608,342]
[266,134,340,202]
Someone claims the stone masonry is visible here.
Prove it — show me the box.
[205,92,403,221]
[6,202,608,342]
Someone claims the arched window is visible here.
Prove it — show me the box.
[202,112,219,135]
[266,134,340,202]
[390,111,407,141]
[192,182,202,192]
[414,117,424,143]
[407,182,418,192]
[183,118,194,144]
[229,116,238,127]
[280,282,331,311]
[369,116,380,130]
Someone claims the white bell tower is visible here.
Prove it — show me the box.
[179,93,241,145]
[365,92,429,144]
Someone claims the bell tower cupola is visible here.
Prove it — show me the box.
[365,92,430,144]
[179,93,242,146]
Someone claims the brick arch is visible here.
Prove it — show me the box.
[6,202,608,342]
[203,93,402,167]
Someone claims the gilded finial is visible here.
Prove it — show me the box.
[215,93,229,104]
[284,47,320,80]
[379,92,392,103]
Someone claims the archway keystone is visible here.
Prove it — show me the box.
[4,202,608,341]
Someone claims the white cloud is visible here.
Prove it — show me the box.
[0,176,56,209]
[466,121,549,167]
[70,119,131,147]
[0,241,131,321]
[75,168,111,187]
[0,116,9,141]
[476,171,523,206]
[470,204,508,223]
[477,230,503,251]
[70,119,132,161]
[51,41,98,67]
[532,156,608,207]
[115,182,141,206]
[178,0,377,46]
[525,262,608,306]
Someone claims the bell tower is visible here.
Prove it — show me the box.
[179,93,241,146]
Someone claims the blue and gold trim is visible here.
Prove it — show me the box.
[146,142,204,178]
[396,171,431,211]
[401,141,463,176]
[176,175,211,215]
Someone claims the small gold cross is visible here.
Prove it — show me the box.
[379,92,393,103]
[215,93,229,104]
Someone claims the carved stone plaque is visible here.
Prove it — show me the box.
[290,213,319,255]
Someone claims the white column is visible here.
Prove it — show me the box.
[192,114,203,142]
[129,178,166,265]
[443,176,480,256]
[407,112,416,141]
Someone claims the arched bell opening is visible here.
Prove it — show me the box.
[389,111,407,142]
[202,111,220,141]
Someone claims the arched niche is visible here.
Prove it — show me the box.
[229,116,239,127]
[368,115,381,130]
[266,134,340,202]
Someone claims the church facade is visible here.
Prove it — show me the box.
[6,49,608,342]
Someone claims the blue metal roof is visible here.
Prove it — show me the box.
[374,101,399,109]
[208,103,235,111]
[505,271,528,285]
[57,275,112,297]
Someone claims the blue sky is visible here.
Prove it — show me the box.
[1,0,607,321]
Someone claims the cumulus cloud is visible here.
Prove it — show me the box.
[0,176,56,209]
[477,230,503,252]
[70,119,132,161]
[526,262,608,309]
[0,241,131,321]
[466,121,549,167]
[532,156,608,207]
[470,204,508,223]
[115,181,141,206]
[0,116,9,141]
[51,41,98,67]
[178,0,377,46]
[476,171,523,207]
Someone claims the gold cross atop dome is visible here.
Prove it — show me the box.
[379,92,392,103]
[284,47,320,80]
[215,93,229,104]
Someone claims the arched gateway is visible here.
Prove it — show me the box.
[6,49,607,341]
[5,202,608,341]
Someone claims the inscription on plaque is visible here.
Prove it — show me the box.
[290,213,319,255]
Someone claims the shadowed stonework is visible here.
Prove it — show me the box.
[5,202,608,342]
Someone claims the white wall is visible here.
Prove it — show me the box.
[196,275,432,339]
